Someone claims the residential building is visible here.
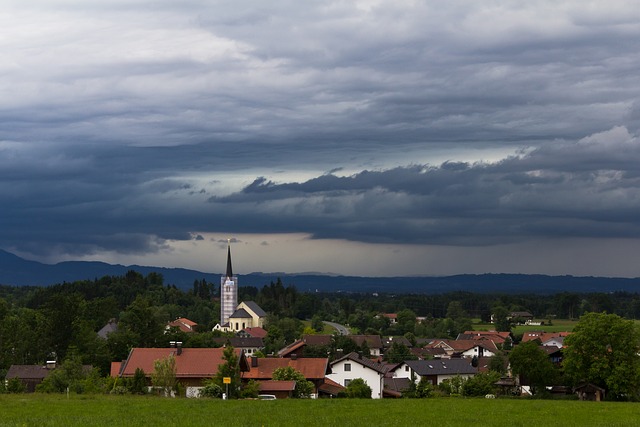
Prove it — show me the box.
[394,359,477,386]
[326,352,388,399]
[112,345,249,398]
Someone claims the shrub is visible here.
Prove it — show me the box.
[345,378,372,398]
[200,381,223,398]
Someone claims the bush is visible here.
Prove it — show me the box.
[6,378,26,394]
[345,378,372,398]
[199,381,223,398]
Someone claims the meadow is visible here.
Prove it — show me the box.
[1,394,639,427]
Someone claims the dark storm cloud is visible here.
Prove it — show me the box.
[2,2,640,262]
[206,127,640,244]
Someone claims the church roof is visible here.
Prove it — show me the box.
[230,308,252,318]
[225,242,233,278]
[242,301,266,317]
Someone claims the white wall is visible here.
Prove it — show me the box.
[327,359,384,399]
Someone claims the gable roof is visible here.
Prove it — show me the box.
[97,319,118,339]
[331,352,388,375]
[303,334,332,346]
[277,339,306,357]
[459,330,511,344]
[212,337,264,348]
[242,301,267,318]
[229,308,252,319]
[318,377,345,396]
[242,357,329,381]
[382,336,412,348]
[167,317,198,333]
[118,347,247,378]
[428,339,497,353]
[349,335,383,349]
[240,327,268,338]
[6,365,53,380]
[405,359,477,376]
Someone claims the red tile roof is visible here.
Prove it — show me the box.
[167,317,198,333]
[242,357,328,381]
[118,347,245,378]
[243,327,268,338]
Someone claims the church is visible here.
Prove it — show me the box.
[213,241,266,333]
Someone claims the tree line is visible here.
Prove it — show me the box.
[3,270,640,384]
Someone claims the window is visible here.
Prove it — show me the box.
[344,379,351,387]
[344,363,351,372]
[405,365,409,372]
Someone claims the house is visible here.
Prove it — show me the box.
[326,352,389,399]
[509,311,534,322]
[212,336,265,356]
[383,377,413,398]
[97,318,118,339]
[574,383,605,401]
[520,331,570,347]
[113,345,249,397]
[426,339,498,358]
[457,330,512,347]
[378,313,398,324]
[216,301,267,333]
[541,345,564,365]
[241,355,330,398]
[277,334,384,358]
[257,380,296,399]
[349,335,384,357]
[166,317,198,333]
[238,327,268,339]
[5,362,57,392]
[394,359,477,386]
[382,336,413,350]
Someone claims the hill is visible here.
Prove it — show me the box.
[2,249,640,294]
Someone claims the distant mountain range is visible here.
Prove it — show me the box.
[2,249,640,294]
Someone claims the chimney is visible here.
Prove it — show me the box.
[291,353,297,360]
[169,341,176,348]
[177,341,183,356]
[251,356,258,368]
[46,360,56,370]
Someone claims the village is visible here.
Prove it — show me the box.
[4,245,625,402]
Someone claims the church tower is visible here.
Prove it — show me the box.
[220,240,238,326]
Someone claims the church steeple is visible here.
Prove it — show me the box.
[220,239,238,327]
[226,240,233,278]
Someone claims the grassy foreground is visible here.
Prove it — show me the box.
[1,395,639,427]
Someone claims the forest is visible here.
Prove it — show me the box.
[2,269,640,380]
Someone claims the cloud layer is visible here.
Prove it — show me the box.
[2,1,640,275]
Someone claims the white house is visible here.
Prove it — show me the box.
[393,359,477,385]
[326,352,388,399]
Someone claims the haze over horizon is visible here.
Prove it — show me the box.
[3,2,640,278]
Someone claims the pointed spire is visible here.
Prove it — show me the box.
[226,239,233,278]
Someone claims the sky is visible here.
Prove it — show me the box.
[2,1,640,278]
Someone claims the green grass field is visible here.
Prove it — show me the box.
[1,394,639,427]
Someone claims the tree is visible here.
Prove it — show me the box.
[509,341,557,395]
[492,305,512,333]
[151,355,177,397]
[129,368,147,395]
[462,371,500,397]
[345,378,372,398]
[488,352,508,375]
[272,366,314,398]
[213,346,241,399]
[383,341,416,363]
[563,312,640,400]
